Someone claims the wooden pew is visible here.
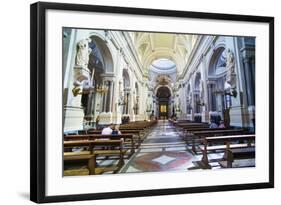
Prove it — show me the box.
[177,124,211,135]
[87,129,143,147]
[64,153,96,175]
[182,127,229,142]
[191,129,246,153]
[64,134,135,156]
[192,134,255,169]
[174,122,208,128]
[64,140,126,175]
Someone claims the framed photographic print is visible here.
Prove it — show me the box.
[30,1,274,203]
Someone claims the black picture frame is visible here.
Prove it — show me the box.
[30,1,274,203]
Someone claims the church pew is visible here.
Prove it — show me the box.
[64,140,126,175]
[64,134,136,156]
[194,134,255,169]
[87,129,143,146]
[176,124,210,133]
[64,153,95,175]
[190,129,246,153]
[181,127,229,141]
[174,122,208,128]
[120,120,157,129]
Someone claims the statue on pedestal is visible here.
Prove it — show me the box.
[225,49,236,89]
[75,38,92,69]
[72,38,92,96]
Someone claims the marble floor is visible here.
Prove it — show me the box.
[119,120,223,174]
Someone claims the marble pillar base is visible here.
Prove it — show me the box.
[186,114,192,121]
[201,111,209,123]
[64,106,84,132]
[229,107,244,127]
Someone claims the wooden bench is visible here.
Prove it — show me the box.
[192,135,255,169]
[175,122,208,128]
[181,127,229,141]
[191,129,246,153]
[87,129,143,147]
[64,134,135,156]
[176,124,210,133]
[64,140,126,175]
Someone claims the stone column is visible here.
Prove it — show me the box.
[102,81,107,112]
[110,81,115,112]
[243,57,255,106]
[105,80,112,112]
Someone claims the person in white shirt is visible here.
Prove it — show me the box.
[101,123,114,135]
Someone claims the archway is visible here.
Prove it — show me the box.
[81,35,114,122]
[156,86,171,119]
[208,46,229,124]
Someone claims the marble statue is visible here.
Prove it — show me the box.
[225,49,236,88]
[75,38,92,68]
[72,38,92,96]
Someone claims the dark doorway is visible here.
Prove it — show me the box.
[156,87,171,119]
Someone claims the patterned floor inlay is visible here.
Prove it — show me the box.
[120,120,198,173]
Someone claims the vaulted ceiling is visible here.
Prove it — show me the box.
[129,32,198,75]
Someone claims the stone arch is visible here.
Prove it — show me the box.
[156,86,172,119]
[154,84,173,96]
[89,35,114,78]
[81,35,115,121]
[208,45,226,77]
[207,45,230,120]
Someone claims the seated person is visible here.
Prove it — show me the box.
[218,120,225,128]
[101,123,114,135]
[209,120,218,128]
[112,124,121,135]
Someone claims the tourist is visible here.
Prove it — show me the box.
[112,124,121,135]
[101,123,114,135]
[219,120,225,128]
[209,120,218,128]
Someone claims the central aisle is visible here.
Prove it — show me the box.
[120,120,195,173]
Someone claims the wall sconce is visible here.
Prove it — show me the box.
[72,84,108,97]
[197,101,205,106]
[72,86,95,97]
[95,84,108,94]
[224,88,237,98]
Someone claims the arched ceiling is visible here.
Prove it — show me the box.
[156,86,171,98]
[129,32,198,74]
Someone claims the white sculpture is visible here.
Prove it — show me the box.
[75,38,92,68]
[72,38,92,96]
[225,49,236,88]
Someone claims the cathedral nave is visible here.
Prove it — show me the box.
[63,28,255,176]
